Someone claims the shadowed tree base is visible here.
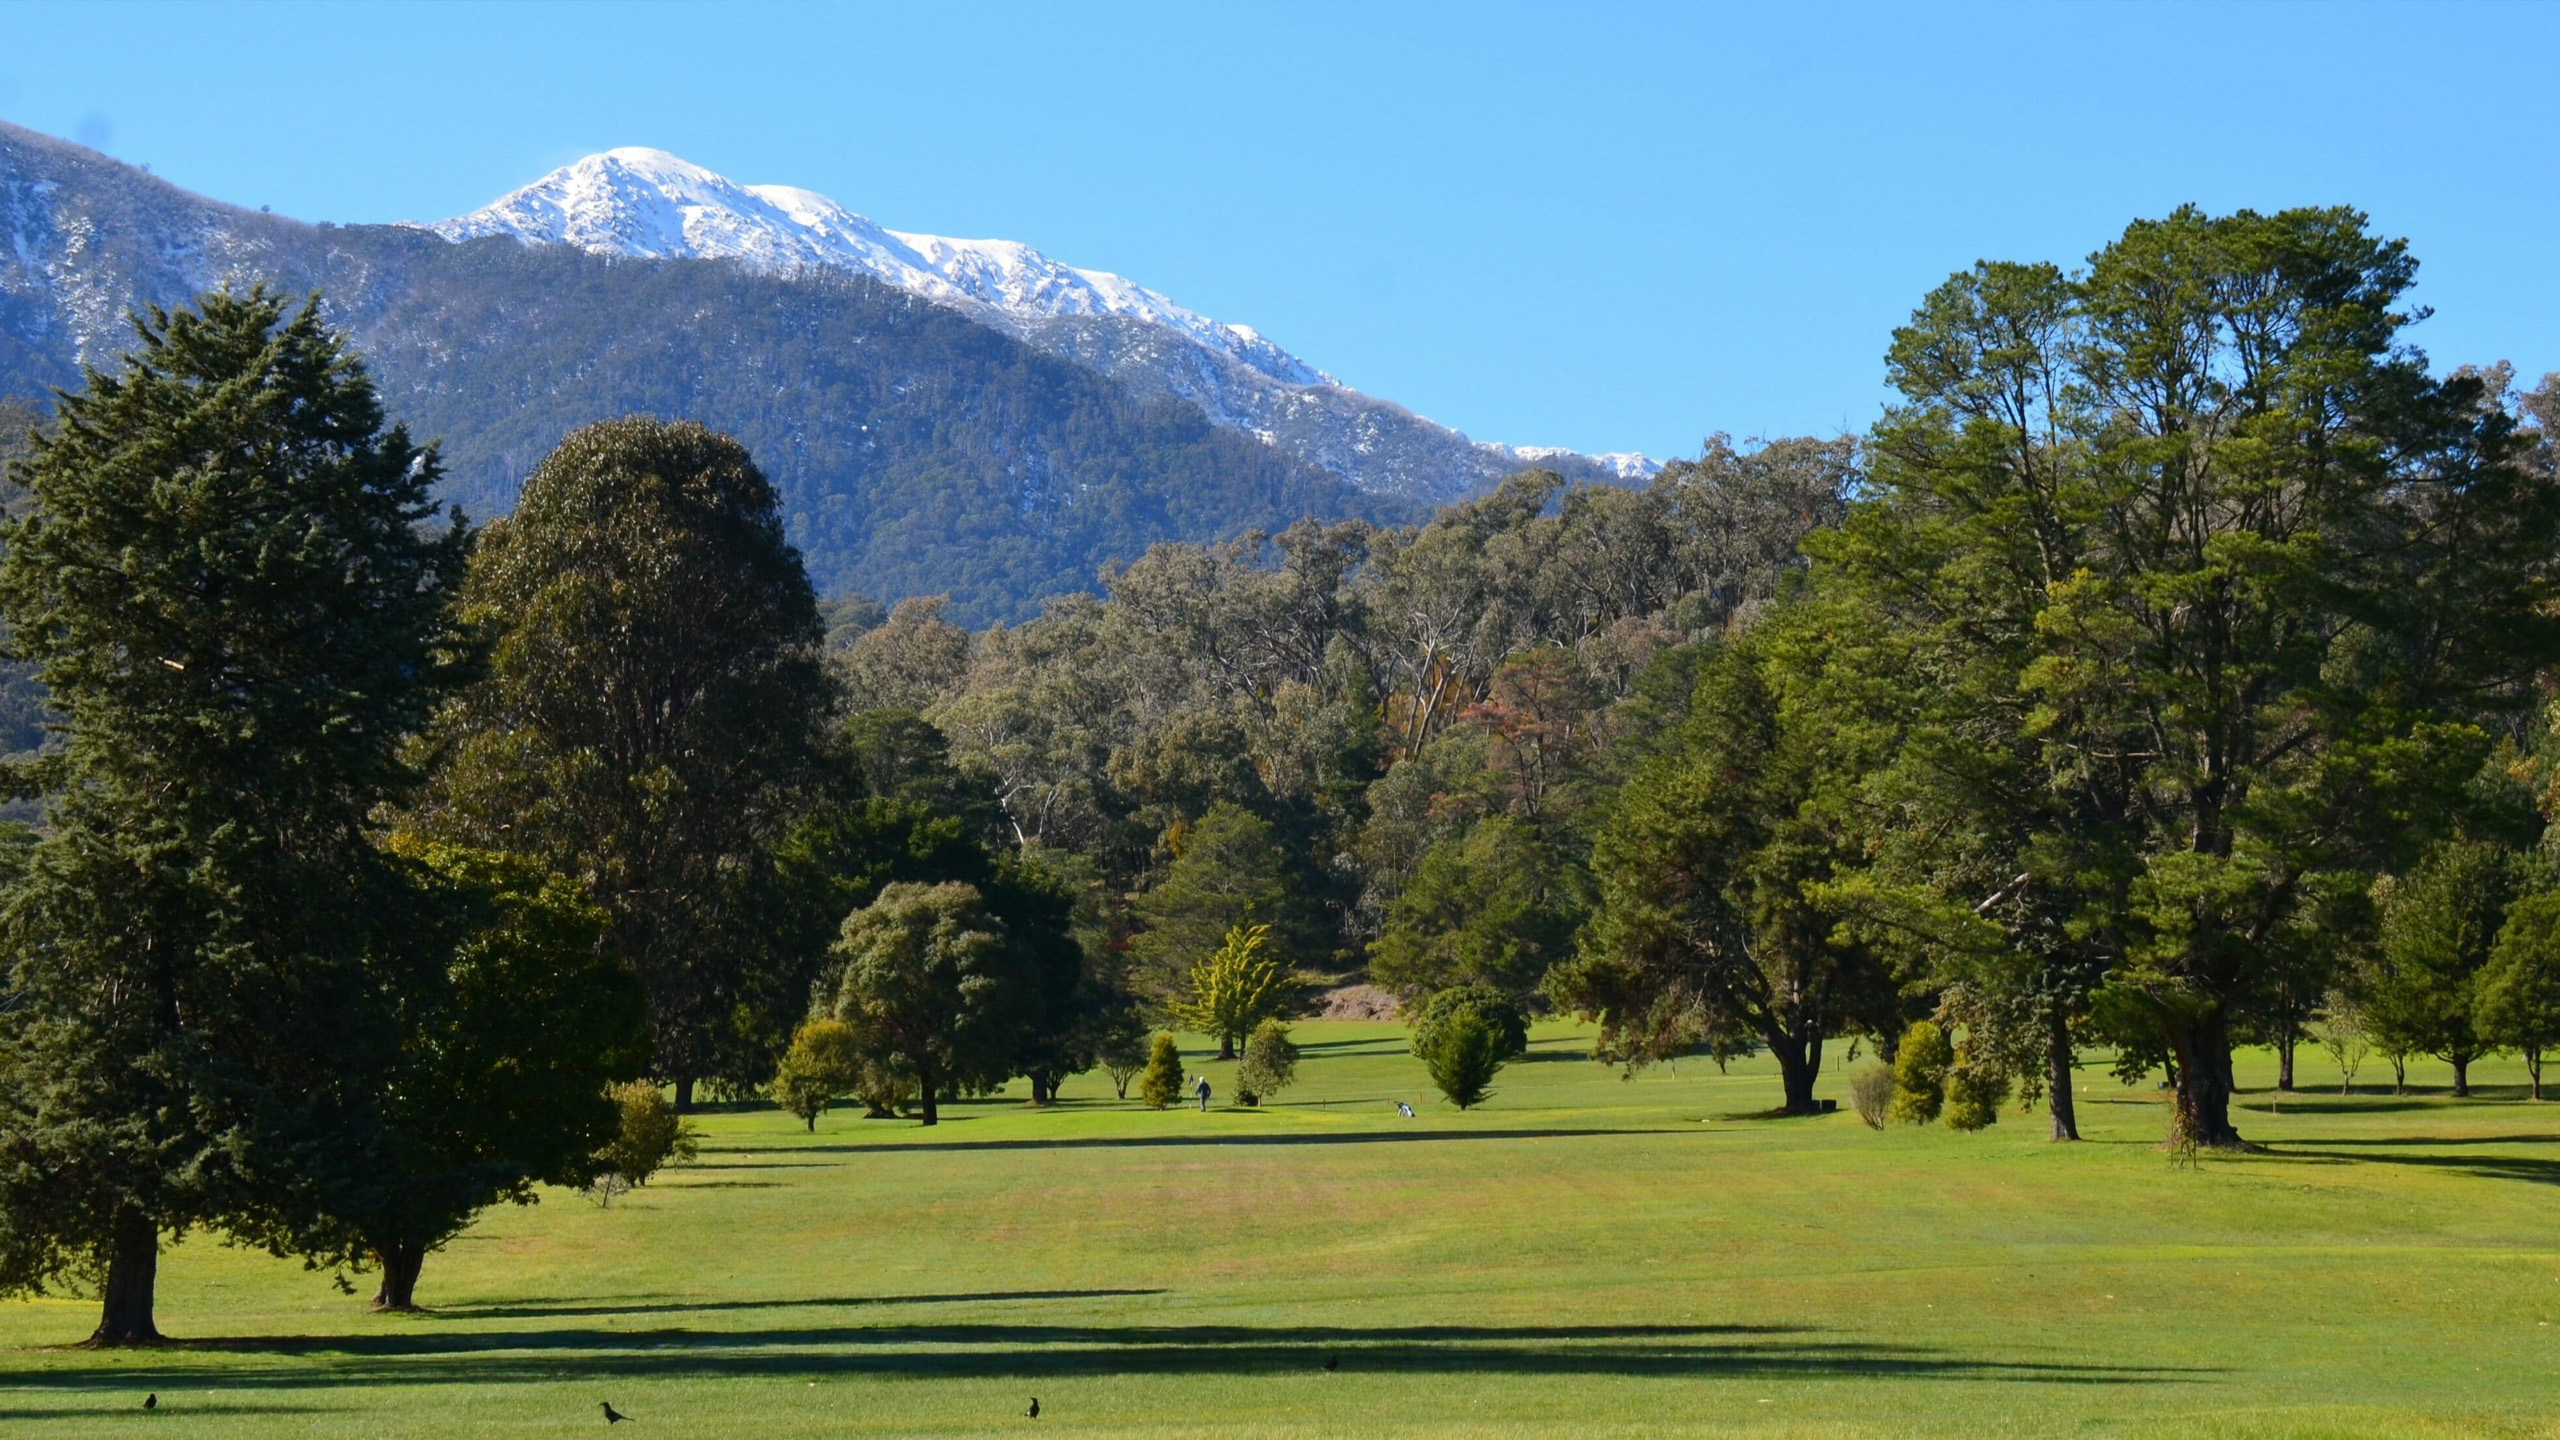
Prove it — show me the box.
[85,1208,161,1346]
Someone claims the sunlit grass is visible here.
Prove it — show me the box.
[3,1022,2556,1437]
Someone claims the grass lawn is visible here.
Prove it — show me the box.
[2,1022,2556,1438]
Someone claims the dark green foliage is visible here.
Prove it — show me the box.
[1943,1049,2010,1132]
[755,715,1098,1103]
[0,289,468,1342]
[1096,1008,1152,1099]
[1235,1019,1300,1105]
[337,841,650,1309]
[827,881,1032,1125]
[1825,206,2560,1148]
[1369,816,1583,1001]
[2479,891,2560,1099]
[2370,840,2518,1097]
[1549,640,1895,1113]
[1138,1033,1184,1110]
[419,417,834,1099]
[0,397,46,763]
[1420,1011,1506,1110]
[1408,985,1530,1065]
[1130,802,1326,1006]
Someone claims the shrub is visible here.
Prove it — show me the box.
[1848,1063,1895,1130]
[1236,1018,1300,1105]
[1410,984,1529,1065]
[588,1081,699,1204]
[1422,1011,1506,1109]
[770,1017,860,1131]
[1890,1022,1952,1125]
[1137,1033,1185,1110]
[1944,1061,2009,1131]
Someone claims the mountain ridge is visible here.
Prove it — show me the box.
[0,120,1414,624]
[425,148,1659,501]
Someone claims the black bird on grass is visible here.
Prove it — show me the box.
[1026,1396,1040,1419]
[143,1394,156,1410]
[1322,1356,1338,1372]
[601,1401,629,1424]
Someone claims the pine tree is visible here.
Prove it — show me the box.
[0,289,468,1343]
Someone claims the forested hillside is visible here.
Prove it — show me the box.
[0,123,1409,622]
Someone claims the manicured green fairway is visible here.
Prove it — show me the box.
[3,1022,2557,1438]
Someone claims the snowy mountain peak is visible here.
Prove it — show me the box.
[423,147,1659,498]
[428,149,1331,387]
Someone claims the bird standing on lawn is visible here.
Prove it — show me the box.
[1323,1356,1339,1372]
[1026,1396,1041,1419]
[601,1401,630,1423]
[143,1394,157,1410]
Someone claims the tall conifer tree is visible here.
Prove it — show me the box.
[0,290,468,1342]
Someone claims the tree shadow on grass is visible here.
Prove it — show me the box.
[2231,1097,2477,1115]
[13,1320,2214,1391]
[437,1288,1170,1321]
[2270,1133,2560,1149]
[780,1128,1698,1156]
[2260,1147,2560,1185]
[0,1401,350,1420]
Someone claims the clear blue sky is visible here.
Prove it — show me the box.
[3,1,2551,461]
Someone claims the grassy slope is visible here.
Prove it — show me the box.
[2,1023,2556,1439]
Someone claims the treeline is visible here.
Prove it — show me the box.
[6,202,2559,1345]
[859,205,2560,1154]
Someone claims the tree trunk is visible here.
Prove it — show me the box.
[1027,1070,1054,1105]
[918,1074,939,1126]
[370,1241,426,1312]
[2391,1053,2406,1093]
[2045,1011,2080,1142]
[1218,1034,1236,1062]
[2451,1055,2471,1098]
[1767,1027,1821,1114]
[2276,1032,2296,1092]
[673,1075,695,1113]
[2529,1047,2543,1101]
[88,1207,160,1346]
[2168,1012,2244,1149]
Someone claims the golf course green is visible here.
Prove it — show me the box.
[1,1021,2553,1438]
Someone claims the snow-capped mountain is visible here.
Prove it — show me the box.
[431,149,1328,388]
[426,149,1656,500]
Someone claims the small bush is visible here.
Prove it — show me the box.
[1236,1018,1300,1105]
[1890,1022,1952,1125]
[1944,1062,2009,1131]
[1410,984,1529,1064]
[1848,1063,1895,1130]
[771,1017,860,1131]
[1422,1011,1506,1109]
[588,1081,699,1203]
[1137,1033,1185,1110]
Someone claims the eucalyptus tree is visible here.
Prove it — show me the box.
[417,418,834,1106]
[1826,207,2560,1147]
